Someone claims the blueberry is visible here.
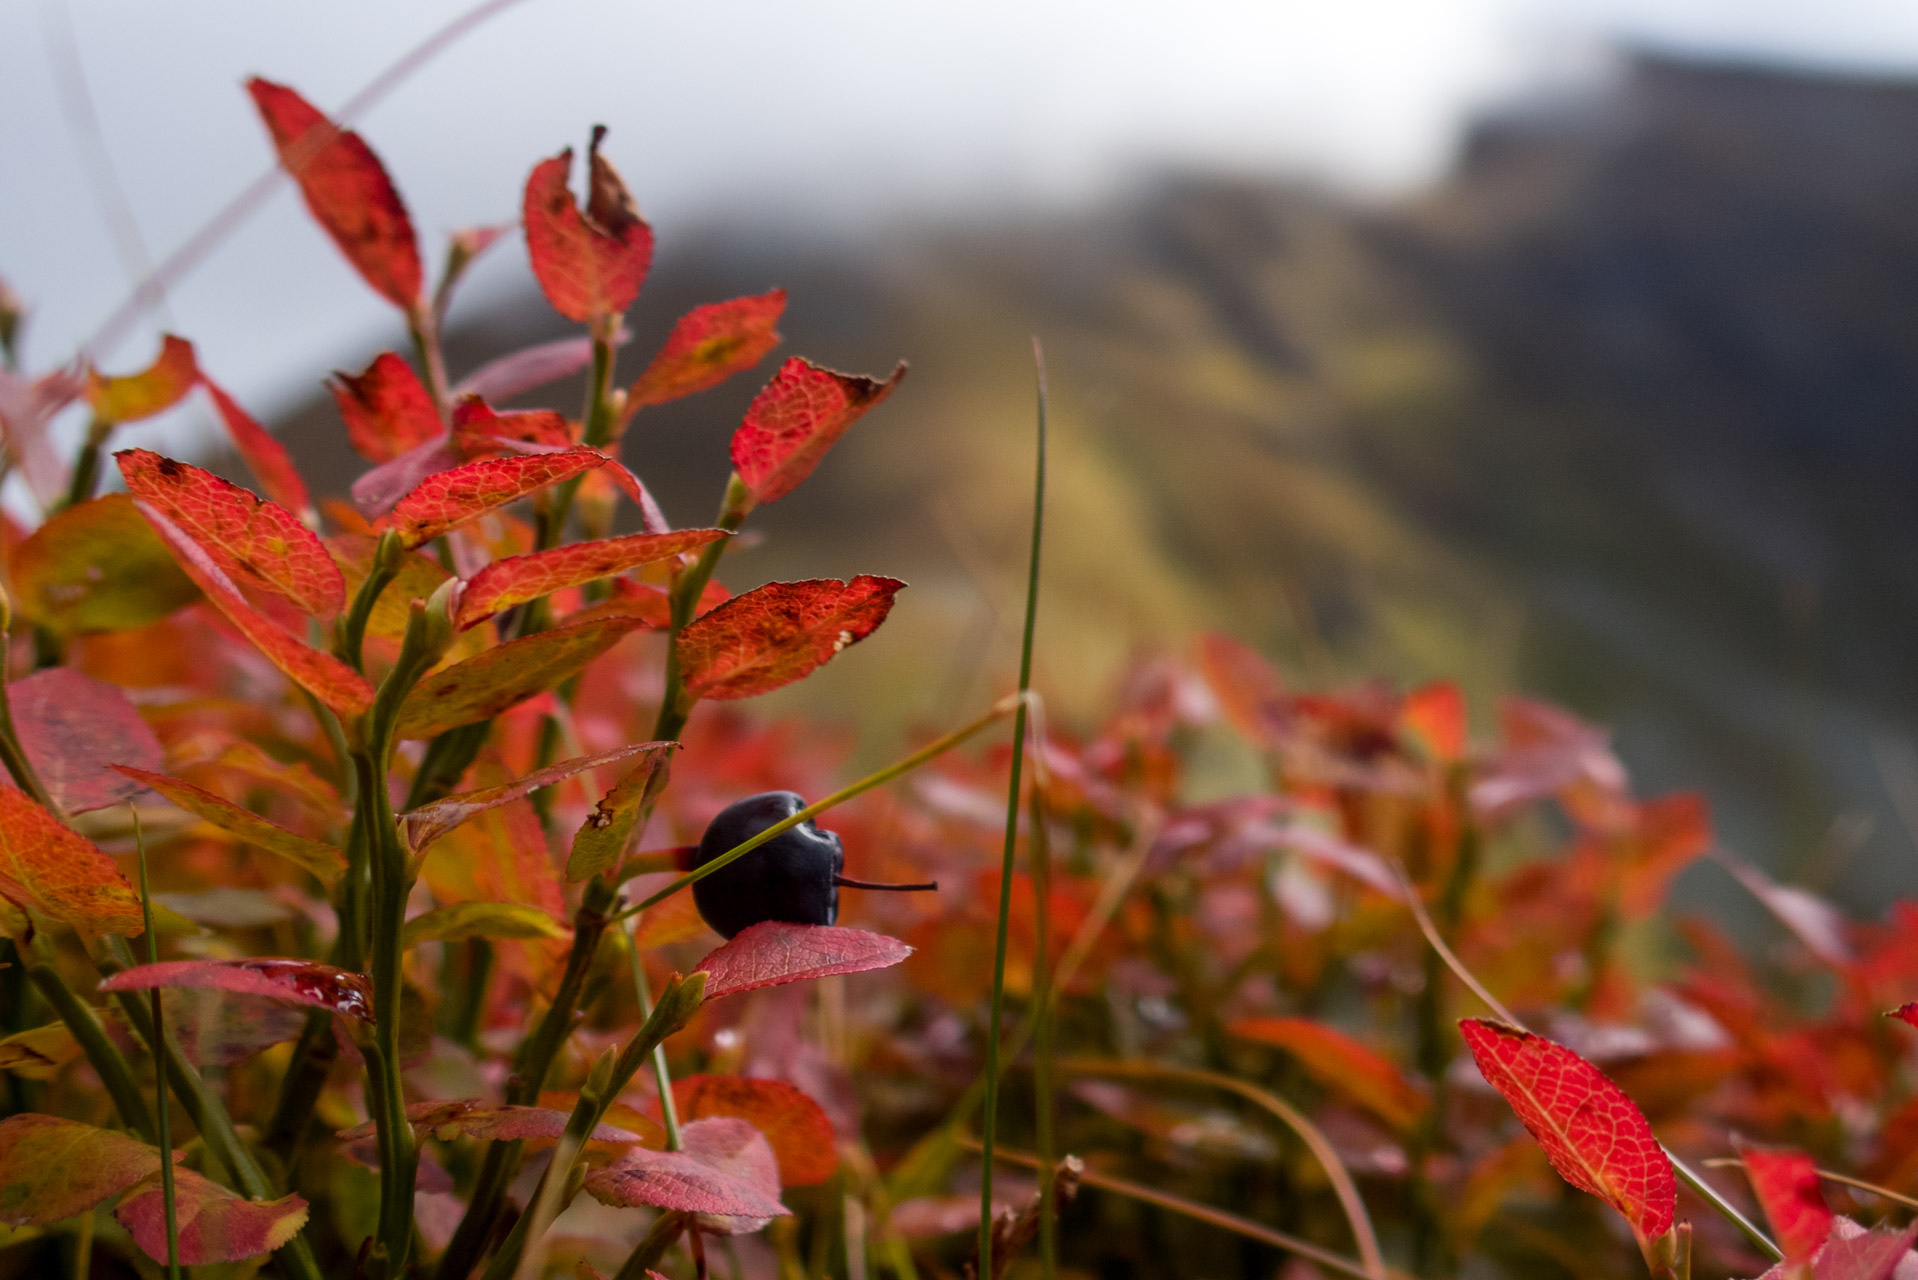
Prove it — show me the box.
[692,790,937,939]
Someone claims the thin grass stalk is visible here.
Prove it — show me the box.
[967,1140,1388,1280]
[1058,1058,1387,1280]
[1700,1158,1918,1213]
[132,807,180,1280]
[977,341,1048,1280]
[1028,764,1057,1280]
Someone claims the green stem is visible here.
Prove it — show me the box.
[0,612,56,812]
[64,419,111,509]
[1669,1152,1780,1263]
[615,1212,690,1280]
[133,808,181,1280]
[978,341,1048,1280]
[532,325,620,555]
[409,306,452,419]
[25,961,153,1139]
[628,925,683,1150]
[353,598,449,1277]
[98,938,327,1280]
[335,530,404,673]
[478,974,707,1280]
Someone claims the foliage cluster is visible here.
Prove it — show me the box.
[0,68,1914,1280]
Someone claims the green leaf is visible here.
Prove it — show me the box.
[9,494,198,636]
[400,902,569,949]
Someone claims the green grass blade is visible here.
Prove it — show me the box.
[133,806,180,1280]
[978,338,1048,1280]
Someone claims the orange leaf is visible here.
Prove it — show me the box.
[1195,631,1287,748]
[393,613,645,739]
[523,128,653,324]
[456,529,726,629]
[380,447,611,548]
[110,765,344,882]
[1228,1017,1429,1131]
[730,358,904,505]
[246,78,422,309]
[116,1166,308,1265]
[0,1114,171,1225]
[86,334,197,424]
[117,450,343,620]
[1399,680,1467,763]
[1737,1140,1833,1263]
[200,378,314,523]
[9,495,198,636]
[627,291,786,412]
[134,503,373,717]
[0,784,142,935]
[329,352,442,464]
[1459,1019,1674,1240]
[676,575,902,702]
[672,1075,837,1186]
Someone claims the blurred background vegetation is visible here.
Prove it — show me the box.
[241,50,1918,922]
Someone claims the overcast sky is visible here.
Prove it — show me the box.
[4,0,1918,441]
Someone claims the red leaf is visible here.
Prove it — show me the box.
[11,668,163,814]
[86,334,197,424]
[400,741,674,852]
[1717,850,1853,967]
[457,529,726,629]
[1227,1017,1429,1131]
[1759,1219,1918,1280]
[134,504,374,717]
[1459,1019,1675,1240]
[672,1075,838,1186]
[350,435,463,518]
[627,291,786,412]
[116,1166,308,1265]
[100,958,373,1020]
[0,1114,171,1225]
[117,449,344,619]
[1737,1140,1833,1263]
[0,784,143,935]
[329,352,442,464]
[339,1099,651,1146]
[246,78,422,309]
[1891,1004,1918,1029]
[455,331,626,403]
[393,613,645,739]
[523,128,653,324]
[695,923,912,1002]
[200,378,314,522]
[583,1117,787,1221]
[379,447,612,548]
[730,357,905,505]
[450,395,573,454]
[109,765,344,882]
[676,575,902,702]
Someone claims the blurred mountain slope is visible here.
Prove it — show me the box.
[266,49,1918,909]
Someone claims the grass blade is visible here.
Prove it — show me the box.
[978,338,1048,1280]
[132,805,181,1279]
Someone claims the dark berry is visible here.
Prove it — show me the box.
[692,791,937,939]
